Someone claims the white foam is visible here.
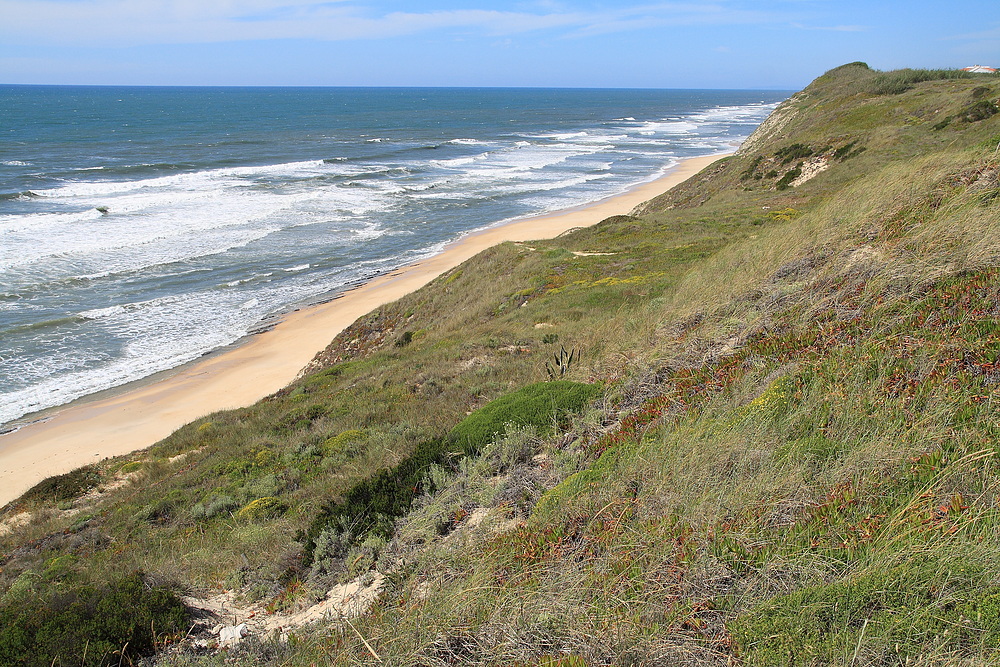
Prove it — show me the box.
[536,131,588,141]
[0,167,399,278]
[28,159,331,199]
[2,160,30,167]
[78,304,130,320]
[635,119,699,135]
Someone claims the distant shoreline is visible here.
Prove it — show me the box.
[0,152,731,507]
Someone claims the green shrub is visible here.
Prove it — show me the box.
[322,429,366,456]
[21,465,101,504]
[190,493,238,520]
[0,572,187,666]
[448,381,600,455]
[871,68,972,95]
[957,99,999,123]
[774,143,814,165]
[237,496,287,521]
[117,461,144,474]
[833,140,866,161]
[274,403,327,433]
[740,155,764,180]
[302,437,448,565]
[136,489,189,525]
[776,166,802,190]
[303,382,599,565]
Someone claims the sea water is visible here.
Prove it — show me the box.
[0,86,788,428]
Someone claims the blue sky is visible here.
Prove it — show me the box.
[1,1,997,89]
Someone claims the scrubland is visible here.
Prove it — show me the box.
[3,63,1000,666]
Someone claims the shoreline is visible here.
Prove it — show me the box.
[0,152,729,507]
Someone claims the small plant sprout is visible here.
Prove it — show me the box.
[546,345,582,379]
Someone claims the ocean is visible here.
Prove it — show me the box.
[0,85,788,428]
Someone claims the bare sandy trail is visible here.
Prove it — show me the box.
[0,153,728,507]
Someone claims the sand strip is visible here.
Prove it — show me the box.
[0,153,728,507]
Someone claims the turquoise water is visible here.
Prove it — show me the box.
[0,86,788,426]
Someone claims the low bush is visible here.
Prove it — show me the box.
[0,571,187,666]
[957,99,999,123]
[302,437,448,564]
[303,381,599,565]
[448,381,600,455]
[21,465,101,504]
[776,166,802,190]
[237,496,287,521]
[871,68,972,95]
[774,143,814,164]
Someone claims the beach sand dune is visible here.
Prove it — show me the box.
[0,153,727,507]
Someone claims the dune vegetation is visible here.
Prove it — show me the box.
[2,62,1000,665]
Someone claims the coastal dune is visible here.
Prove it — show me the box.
[0,153,726,507]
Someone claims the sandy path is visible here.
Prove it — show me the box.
[0,153,728,507]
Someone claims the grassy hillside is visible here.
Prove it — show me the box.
[2,62,1000,666]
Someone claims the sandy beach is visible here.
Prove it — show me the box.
[0,153,728,507]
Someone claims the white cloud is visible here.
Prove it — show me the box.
[0,1,782,47]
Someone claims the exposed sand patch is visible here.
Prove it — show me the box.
[790,155,831,187]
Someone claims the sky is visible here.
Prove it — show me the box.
[0,1,997,89]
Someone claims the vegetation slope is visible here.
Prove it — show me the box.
[2,62,1000,666]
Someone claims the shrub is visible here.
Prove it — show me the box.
[935,100,999,132]
[776,166,802,190]
[237,496,287,521]
[190,493,239,520]
[833,140,866,161]
[870,68,972,95]
[274,404,327,433]
[0,572,187,666]
[21,465,101,504]
[303,437,449,565]
[448,381,600,455]
[303,382,599,565]
[957,99,999,123]
[395,330,414,347]
[136,489,188,525]
[322,429,366,456]
[117,461,144,474]
[774,143,814,165]
[740,155,764,180]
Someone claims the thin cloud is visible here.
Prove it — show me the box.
[942,24,1000,42]
[1,1,788,46]
[790,22,867,32]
